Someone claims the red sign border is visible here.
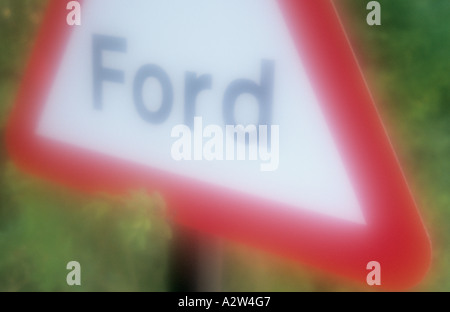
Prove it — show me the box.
[5,0,430,289]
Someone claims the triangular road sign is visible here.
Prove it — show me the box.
[6,0,430,289]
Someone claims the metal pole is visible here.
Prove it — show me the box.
[169,225,222,292]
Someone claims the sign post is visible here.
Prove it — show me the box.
[170,226,222,292]
[6,0,430,289]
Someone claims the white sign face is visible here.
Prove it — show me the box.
[37,0,365,224]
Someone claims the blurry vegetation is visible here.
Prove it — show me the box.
[0,0,449,291]
[1,163,170,291]
[0,0,44,126]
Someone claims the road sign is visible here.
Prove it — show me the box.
[6,0,430,289]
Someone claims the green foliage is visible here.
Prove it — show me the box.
[0,0,47,125]
[0,163,171,291]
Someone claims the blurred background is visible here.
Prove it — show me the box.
[0,0,449,291]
